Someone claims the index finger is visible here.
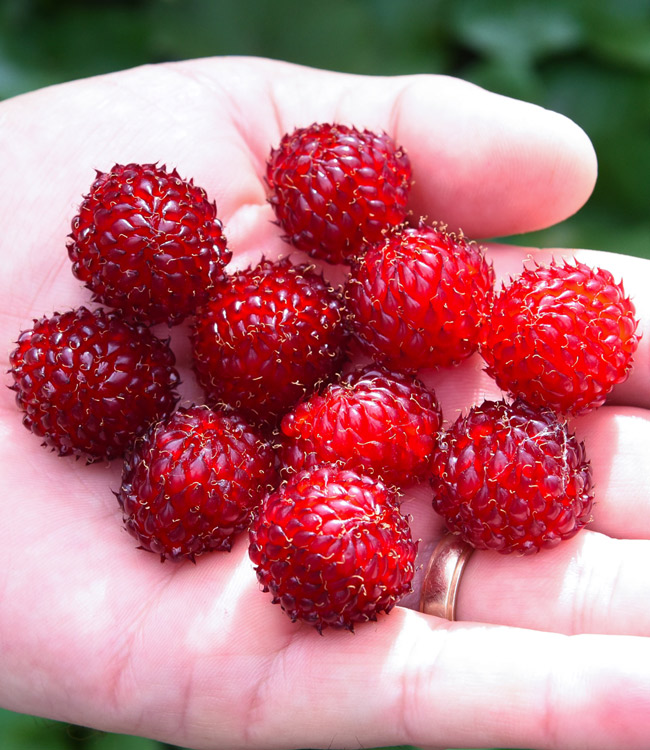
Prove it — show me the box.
[0,58,595,290]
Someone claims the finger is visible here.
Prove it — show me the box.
[232,609,650,750]
[574,406,650,539]
[188,56,598,240]
[453,531,650,636]
[398,465,650,637]
[0,59,596,281]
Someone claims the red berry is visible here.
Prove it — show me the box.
[266,122,412,264]
[118,405,277,561]
[480,258,639,415]
[8,306,180,461]
[344,224,495,372]
[430,399,594,555]
[191,257,347,426]
[249,464,417,631]
[67,163,231,326]
[279,365,442,486]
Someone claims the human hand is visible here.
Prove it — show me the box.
[1,56,649,750]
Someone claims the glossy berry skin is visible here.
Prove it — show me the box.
[344,224,495,372]
[67,163,231,326]
[279,365,443,487]
[118,405,278,561]
[266,122,412,265]
[430,399,594,555]
[8,306,180,461]
[191,257,347,426]
[249,465,417,631]
[480,259,639,415]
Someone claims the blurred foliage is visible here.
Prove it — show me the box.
[0,0,646,748]
[0,708,477,750]
[0,707,176,750]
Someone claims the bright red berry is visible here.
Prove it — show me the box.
[279,365,443,486]
[118,405,278,561]
[266,122,412,265]
[249,464,417,631]
[430,398,594,555]
[191,257,347,426]
[8,306,180,461]
[67,163,231,326]
[344,223,495,372]
[480,258,639,415]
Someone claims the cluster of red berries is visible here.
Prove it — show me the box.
[8,122,640,632]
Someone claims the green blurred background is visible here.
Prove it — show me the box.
[1,0,648,749]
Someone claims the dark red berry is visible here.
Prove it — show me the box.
[67,163,231,326]
[279,365,443,486]
[191,257,347,426]
[430,398,594,555]
[8,306,180,461]
[249,464,417,631]
[344,223,495,372]
[118,405,278,561]
[266,122,412,264]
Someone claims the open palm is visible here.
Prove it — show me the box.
[2,57,650,750]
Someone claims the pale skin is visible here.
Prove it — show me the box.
[1,56,650,750]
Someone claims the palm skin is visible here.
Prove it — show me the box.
[2,57,650,750]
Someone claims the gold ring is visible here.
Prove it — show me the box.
[419,533,473,620]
